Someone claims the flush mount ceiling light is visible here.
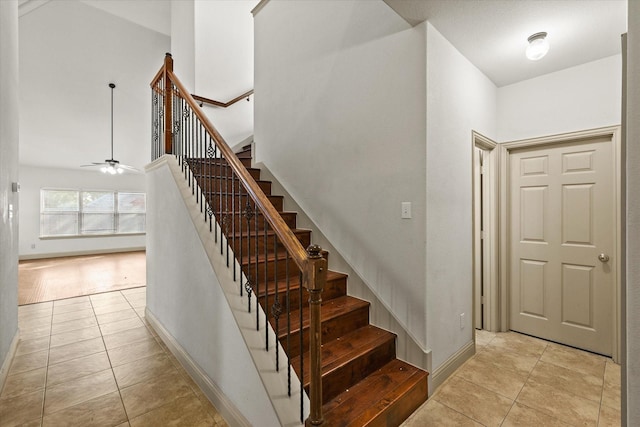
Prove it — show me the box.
[526,32,549,61]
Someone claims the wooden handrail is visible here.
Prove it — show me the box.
[151,53,324,425]
[166,70,308,270]
[192,90,253,108]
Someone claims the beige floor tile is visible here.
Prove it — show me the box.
[502,402,573,427]
[113,353,177,389]
[93,302,133,316]
[0,367,46,400]
[486,332,548,358]
[107,337,164,367]
[48,337,105,365]
[42,390,127,427]
[516,380,600,426]
[604,361,621,387]
[121,287,146,296]
[0,389,44,427]
[119,370,193,419]
[540,343,607,378]
[470,346,540,377]
[102,326,152,350]
[96,308,138,325]
[18,306,53,321]
[52,300,94,314]
[433,376,513,426]
[50,325,102,348]
[598,403,621,427]
[15,335,50,356]
[455,357,528,400]
[528,360,603,402]
[401,399,482,426]
[50,316,98,335]
[602,378,621,410]
[98,317,144,336]
[475,329,496,347]
[44,369,117,415]
[129,394,215,427]
[114,423,130,427]
[18,419,43,427]
[8,349,48,375]
[19,315,52,332]
[52,309,95,324]
[90,292,127,303]
[47,352,111,387]
[53,296,91,306]
[19,323,52,340]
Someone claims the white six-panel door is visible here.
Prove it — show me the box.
[509,137,615,356]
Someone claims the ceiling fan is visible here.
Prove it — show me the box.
[81,83,139,174]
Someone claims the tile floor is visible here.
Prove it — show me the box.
[2,288,623,427]
[0,287,227,427]
[403,330,621,427]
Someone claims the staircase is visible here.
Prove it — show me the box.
[188,145,428,426]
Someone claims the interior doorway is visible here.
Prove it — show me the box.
[472,132,499,332]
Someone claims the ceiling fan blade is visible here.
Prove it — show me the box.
[80,163,107,167]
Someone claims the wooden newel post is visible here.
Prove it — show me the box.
[163,52,173,154]
[305,244,326,426]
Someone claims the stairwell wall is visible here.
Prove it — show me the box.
[0,0,20,387]
[254,0,429,350]
[146,159,280,426]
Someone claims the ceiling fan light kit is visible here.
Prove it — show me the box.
[80,82,139,174]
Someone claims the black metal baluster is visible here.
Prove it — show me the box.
[264,222,269,351]
[255,202,259,331]
[244,200,253,313]
[299,271,304,424]
[286,251,291,395]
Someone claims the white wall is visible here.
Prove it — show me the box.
[146,160,281,427]
[425,22,497,369]
[18,166,146,258]
[254,0,429,349]
[625,1,639,424]
[0,0,19,379]
[194,0,256,145]
[497,55,622,142]
[19,0,170,171]
[170,0,256,146]
[170,0,195,91]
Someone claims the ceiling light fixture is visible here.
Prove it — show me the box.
[80,83,139,174]
[526,32,549,61]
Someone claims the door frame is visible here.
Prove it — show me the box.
[472,131,499,332]
[499,125,622,361]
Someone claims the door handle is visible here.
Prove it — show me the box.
[598,253,610,263]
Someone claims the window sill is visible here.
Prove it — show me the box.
[40,233,146,240]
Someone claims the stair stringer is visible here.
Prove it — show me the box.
[255,161,433,387]
[145,155,308,427]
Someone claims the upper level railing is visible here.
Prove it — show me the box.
[150,53,326,425]
[192,90,253,108]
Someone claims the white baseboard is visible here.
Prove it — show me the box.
[145,309,251,427]
[0,331,20,394]
[430,340,475,393]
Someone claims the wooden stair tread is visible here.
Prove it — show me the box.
[278,295,369,337]
[292,325,396,386]
[261,270,346,295]
[322,359,428,426]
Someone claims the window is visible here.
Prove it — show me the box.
[41,189,146,237]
